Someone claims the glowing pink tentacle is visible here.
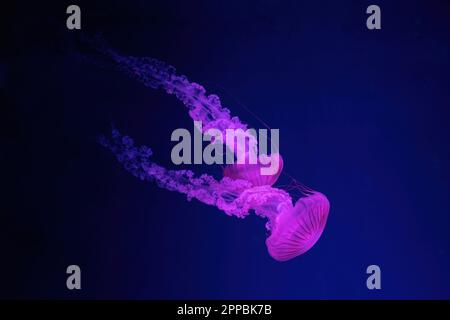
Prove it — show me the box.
[99,47,257,158]
[99,129,291,218]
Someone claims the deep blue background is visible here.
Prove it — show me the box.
[2,0,450,299]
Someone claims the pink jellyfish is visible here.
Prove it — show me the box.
[265,189,330,261]
[95,43,330,261]
[223,154,284,187]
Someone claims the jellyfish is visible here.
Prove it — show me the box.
[93,42,330,261]
[265,189,330,261]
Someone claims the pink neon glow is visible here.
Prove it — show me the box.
[223,154,284,187]
[97,46,330,261]
[266,191,330,261]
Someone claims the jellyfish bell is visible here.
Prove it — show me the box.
[265,191,330,262]
[223,153,283,187]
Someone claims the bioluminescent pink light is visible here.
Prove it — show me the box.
[266,191,330,261]
[97,44,330,261]
[223,154,284,187]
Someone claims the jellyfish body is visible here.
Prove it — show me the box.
[223,154,284,187]
[265,192,330,261]
[93,41,330,261]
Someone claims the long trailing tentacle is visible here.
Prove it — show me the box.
[82,35,257,159]
[99,128,291,219]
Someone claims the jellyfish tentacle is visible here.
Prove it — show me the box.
[86,40,260,160]
[99,47,250,134]
[99,129,294,219]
